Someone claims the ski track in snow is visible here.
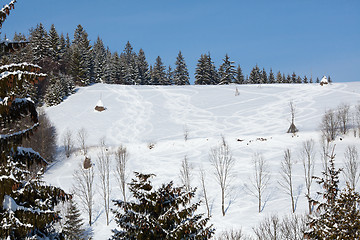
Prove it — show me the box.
[42,82,360,239]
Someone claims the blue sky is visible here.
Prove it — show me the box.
[2,0,360,83]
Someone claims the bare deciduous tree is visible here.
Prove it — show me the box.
[199,167,210,218]
[287,100,298,134]
[114,144,129,203]
[337,103,350,135]
[73,162,95,226]
[217,228,249,240]
[63,128,74,158]
[300,139,316,214]
[356,103,360,138]
[209,137,235,216]
[321,109,339,142]
[96,138,111,225]
[343,145,360,190]
[77,128,88,155]
[279,148,296,213]
[320,136,331,176]
[246,152,271,213]
[253,214,281,239]
[180,156,192,192]
[183,125,189,141]
[280,214,309,240]
[22,110,57,162]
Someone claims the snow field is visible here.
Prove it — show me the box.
[43,82,360,238]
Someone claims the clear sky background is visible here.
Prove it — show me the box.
[2,0,360,83]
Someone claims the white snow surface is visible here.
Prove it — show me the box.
[43,82,360,239]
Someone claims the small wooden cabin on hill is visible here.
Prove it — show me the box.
[320,76,328,86]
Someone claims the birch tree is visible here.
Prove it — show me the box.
[300,139,316,214]
[209,137,235,216]
[247,152,271,213]
[96,138,111,225]
[343,145,360,190]
[114,144,129,203]
[279,148,296,213]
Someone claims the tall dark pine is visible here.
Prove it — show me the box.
[276,71,283,83]
[305,147,360,239]
[111,172,214,239]
[1,4,69,238]
[152,56,167,85]
[92,36,106,83]
[268,68,275,84]
[235,65,244,84]
[291,72,297,83]
[248,65,261,84]
[260,68,268,84]
[195,53,218,85]
[48,24,60,62]
[71,24,92,86]
[63,198,87,240]
[29,23,50,66]
[137,48,150,85]
[121,41,140,85]
[173,51,190,85]
[218,54,235,84]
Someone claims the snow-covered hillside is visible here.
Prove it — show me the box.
[43,82,360,239]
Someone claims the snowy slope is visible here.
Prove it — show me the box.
[43,82,360,239]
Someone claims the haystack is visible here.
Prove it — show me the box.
[95,99,106,112]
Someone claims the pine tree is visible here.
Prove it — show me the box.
[121,41,140,85]
[218,54,235,84]
[71,24,92,86]
[195,53,218,85]
[296,76,302,84]
[276,71,283,83]
[29,23,50,64]
[248,65,261,84]
[1,40,69,240]
[63,197,87,240]
[303,75,308,84]
[291,72,297,83]
[137,48,150,85]
[152,56,167,85]
[260,68,268,84]
[92,36,106,83]
[305,147,359,239]
[111,172,215,239]
[48,24,60,62]
[235,65,245,84]
[268,68,275,84]
[166,65,174,85]
[173,51,190,85]
[328,75,332,83]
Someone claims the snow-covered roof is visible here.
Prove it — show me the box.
[320,76,328,83]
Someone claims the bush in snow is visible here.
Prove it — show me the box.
[111,172,215,239]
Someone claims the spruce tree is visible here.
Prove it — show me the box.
[248,65,261,84]
[29,23,50,64]
[48,24,60,62]
[63,197,87,240]
[268,68,275,84]
[0,44,69,240]
[152,56,167,85]
[303,75,308,84]
[260,68,268,84]
[235,65,245,84]
[276,71,283,83]
[71,24,92,86]
[137,48,150,85]
[195,53,218,85]
[291,72,297,83]
[218,54,235,84]
[111,172,215,239]
[173,50,190,85]
[121,41,140,85]
[92,36,107,83]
